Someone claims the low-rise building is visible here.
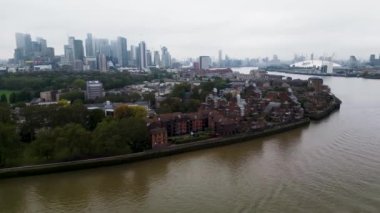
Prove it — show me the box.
[40,90,59,102]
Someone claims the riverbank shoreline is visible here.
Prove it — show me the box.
[268,69,358,78]
[0,118,312,179]
[269,69,380,79]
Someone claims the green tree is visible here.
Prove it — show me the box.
[143,92,156,107]
[20,104,89,142]
[158,97,181,113]
[9,92,16,104]
[191,87,201,100]
[213,77,229,90]
[71,79,86,90]
[170,83,191,99]
[91,119,132,156]
[29,128,56,161]
[0,94,7,103]
[126,92,141,102]
[50,104,89,128]
[0,124,21,167]
[88,109,105,130]
[120,117,150,152]
[30,124,92,162]
[183,99,201,112]
[53,124,92,161]
[20,105,49,142]
[200,81,215,94]
[59,90,85,102]
[15,90,32,102]
[157,103,172,114]
[0,104,11,123]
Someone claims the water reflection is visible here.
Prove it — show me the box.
[276,127,304,152]
[0,180,28,212]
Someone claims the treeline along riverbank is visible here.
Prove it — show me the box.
[0,118,311,179]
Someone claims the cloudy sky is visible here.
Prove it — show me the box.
[1,0,380,60]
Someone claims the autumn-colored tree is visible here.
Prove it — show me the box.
[114,105,147,119]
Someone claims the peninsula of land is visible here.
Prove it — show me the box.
[0,69,341,178]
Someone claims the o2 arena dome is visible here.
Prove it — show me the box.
[291,60,342,68]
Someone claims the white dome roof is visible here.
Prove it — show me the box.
[291,60,342,68]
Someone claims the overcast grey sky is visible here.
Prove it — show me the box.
[1,0,380,60]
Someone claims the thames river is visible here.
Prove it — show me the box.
[1,69,380,212]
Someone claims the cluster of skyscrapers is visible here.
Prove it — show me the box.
[9,33,283,72]
[12,33,173,71]
[13,33,55,66]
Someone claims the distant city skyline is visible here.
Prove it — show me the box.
[2,0,380,60]
[5,32,379,62]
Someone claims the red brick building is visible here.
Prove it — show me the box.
[148,112,209,138]
[150,128,168,149]
[308,77,324,93]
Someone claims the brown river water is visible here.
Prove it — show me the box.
[0,71,379,212]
